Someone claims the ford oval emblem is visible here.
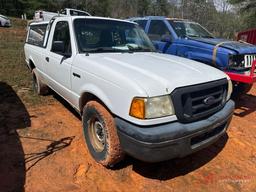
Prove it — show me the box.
[203,96,215,106]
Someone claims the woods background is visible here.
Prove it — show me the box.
[0,0,255,39]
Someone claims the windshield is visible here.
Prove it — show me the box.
[168,20,214,38]
[74,18,156,53]
[0,15,9,20]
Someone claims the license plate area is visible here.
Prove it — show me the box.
[190,122,226,148]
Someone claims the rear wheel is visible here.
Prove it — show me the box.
[32,69,49,95]
[82,101,124,167]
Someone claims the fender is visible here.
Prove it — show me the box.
[78,83,114,114]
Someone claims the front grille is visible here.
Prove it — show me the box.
[171,79,228,123]
[244,54,256,68]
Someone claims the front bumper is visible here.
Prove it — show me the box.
[115,100,235,162]
[226,60,256,84]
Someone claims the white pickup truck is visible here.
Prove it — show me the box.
[24,16,235,167]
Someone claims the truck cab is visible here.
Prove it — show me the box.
[130,16,256,95]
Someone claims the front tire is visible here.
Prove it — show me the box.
[32,69,49,95]
[82,101,124,167]
[232,83,253,98]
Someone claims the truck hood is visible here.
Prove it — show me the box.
[190,38,256,54]
[79,52,227,96]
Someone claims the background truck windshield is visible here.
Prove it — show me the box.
[74,19,156,53]
[168,20,214,39]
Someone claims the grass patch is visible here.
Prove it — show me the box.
[0,18,53,106]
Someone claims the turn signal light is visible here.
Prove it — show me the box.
[129,98,145,119]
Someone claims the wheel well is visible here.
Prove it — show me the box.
[29,60,36,71]
[79,92,111,115]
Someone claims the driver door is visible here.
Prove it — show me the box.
[45,20,73,98]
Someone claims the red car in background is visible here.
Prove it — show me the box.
[237,29,256,45]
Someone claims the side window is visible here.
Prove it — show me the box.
[148,20,170,41]
[134,20,147,30]
[27,24,47,47]
[51,21,71,56]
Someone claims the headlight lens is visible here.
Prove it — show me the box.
[226,79,233,101]
[229,54,245,68]
[130,95,175,119]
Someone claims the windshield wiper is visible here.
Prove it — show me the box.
[186,34,214,39]
[201,35,214,38]
[84,47,121,53]
[126,44,154,52]
[186,35,200,38]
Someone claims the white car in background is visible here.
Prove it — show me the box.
[0,14,11,27]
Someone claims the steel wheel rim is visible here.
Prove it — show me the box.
[88,117,106,152]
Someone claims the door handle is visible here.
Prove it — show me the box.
[45,57,49,62]
[73,73,81,78]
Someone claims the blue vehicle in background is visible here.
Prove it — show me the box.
[129,16,256,96]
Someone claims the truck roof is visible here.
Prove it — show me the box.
[35,15,134,24]
[68,16,135,24]
[28,15,135,27]
[129,16,190,22]
[28,16,136,28]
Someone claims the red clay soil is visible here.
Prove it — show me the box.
[1,85,256,192]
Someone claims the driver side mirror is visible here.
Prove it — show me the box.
[161,35,173,43]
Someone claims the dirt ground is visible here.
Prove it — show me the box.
[3,86,256,192]
[0,19,256,192]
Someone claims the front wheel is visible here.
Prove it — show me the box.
[82,101,124,167]
[232,83,253,98]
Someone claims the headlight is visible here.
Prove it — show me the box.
[226,79,233,101]
[229,54,245,68]
[129,95,175,119]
